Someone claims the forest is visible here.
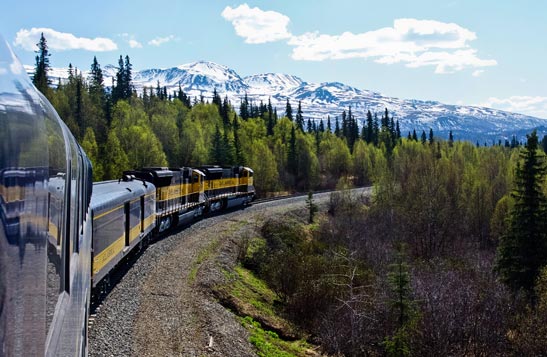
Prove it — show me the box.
[33,33,547,355]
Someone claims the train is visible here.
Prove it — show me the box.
[0,37,254,356]
[89,165,255,289]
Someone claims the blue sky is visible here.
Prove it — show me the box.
[1,0,546,118]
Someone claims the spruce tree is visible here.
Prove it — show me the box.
[295,100,304,130]
[412,129,418,142]
[335,117,341,137]
[448,130,454,147]
[428,128,434,145]
[288,126,298,176]
[421,130,427,144]
[210,125,224,164]
[267,98,274,136]
[373,113,379,146]
[123,55,133,99]
[306,118,313,133]
[285,98,293,121]
[33,32,51,95]
[496,130,547,296]
[384,243,415,357]
[365,110,374,143]
[233,113,245,165]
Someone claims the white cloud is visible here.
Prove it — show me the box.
[129,39,143,48]
[472,69,485,77]
[479,96,547,118]
[287,18,496,73]
[148,35,175,47]
[221,4,291,44]
[222,5,496,74]
[14,27,117,52]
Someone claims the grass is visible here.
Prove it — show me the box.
[215,265,320,356]
[240,316,314,357]
[230,265,278,319]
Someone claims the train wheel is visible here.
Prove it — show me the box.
[159,216,172,233]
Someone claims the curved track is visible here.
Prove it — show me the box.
[88,187,370,356]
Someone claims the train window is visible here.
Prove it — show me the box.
[63,158,72,293]
[140,196,145,233]
[124,202,130,246]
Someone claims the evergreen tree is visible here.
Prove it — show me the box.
[210,125,224,164]
[33,32,51,95]
[287,125,298,176]
[267,97,274,136]
[541,135,547,154]
[306,118,313,133]
[327,115,332,133]
[285,98,293,121]
[221,96,230,126]
[335,117,341,137]
[89,57,104,91]
[373,113,380,146]
[421,130,427,144]
[496,130,547,296]
[412,129,418,142]
[428,128,434,145]
[318,120,325,133]
[448,130,454,147]
[295,100,304,131]
[396,120,401,140]
[511,135,519,148]
[123,55,133,99]
[341,110,348,139]
[112,55,125,103]
[384,243,416,357]
[233,113,244,165]
[365,110,374,143]
[223,130,235,164]
[240,93,249,120]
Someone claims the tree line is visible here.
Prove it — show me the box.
[32,32,432,195]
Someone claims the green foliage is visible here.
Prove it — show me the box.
[103,131,129,179]
[496,130,547,296]
[81,128,104,181]
[241,317,311,357]
[384,244,417,357]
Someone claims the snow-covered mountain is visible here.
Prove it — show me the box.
[27,61,547,142]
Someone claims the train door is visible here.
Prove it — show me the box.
[124,202,130,247]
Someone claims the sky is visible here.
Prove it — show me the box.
[1,0,546,118]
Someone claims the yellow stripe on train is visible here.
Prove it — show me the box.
[157,183,201,201]
[92,234,125,276]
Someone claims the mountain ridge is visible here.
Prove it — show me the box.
[25,61,547,142]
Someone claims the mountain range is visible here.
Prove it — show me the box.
[28,61,547,143]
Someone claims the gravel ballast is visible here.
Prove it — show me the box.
[88,189,369,356]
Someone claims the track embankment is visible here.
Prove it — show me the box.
[88,188,370,356]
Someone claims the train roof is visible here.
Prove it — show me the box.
[90,179,155,214]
